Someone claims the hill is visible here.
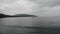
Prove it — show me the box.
[13,14,37,17]
[0,13,37,18]
[0,13,11,18]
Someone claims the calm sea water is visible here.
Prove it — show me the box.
[0,17,60,34]
[0,17,41,34]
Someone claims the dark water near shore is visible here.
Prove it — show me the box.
[0,17,60,34]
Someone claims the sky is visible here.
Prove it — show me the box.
[0,0,60,17]
[0,0,37,15]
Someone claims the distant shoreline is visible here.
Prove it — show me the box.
[0,13,37,18]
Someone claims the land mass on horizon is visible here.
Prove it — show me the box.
[0,13,37,18]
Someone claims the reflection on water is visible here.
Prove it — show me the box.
[0,17,60,34]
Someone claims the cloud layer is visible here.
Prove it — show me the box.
[31,0,60,17]
[0,0,37,15]
[0,0,60,16]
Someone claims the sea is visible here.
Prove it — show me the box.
[0,17,60,34]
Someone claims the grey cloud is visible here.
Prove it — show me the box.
[31,0,60,17]
[0,0,37,15]
[31,0,60,7]
[47,0,60,7]
[0,0,60,16]
[0,0,17,4]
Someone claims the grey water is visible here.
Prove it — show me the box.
[0,17,60,34]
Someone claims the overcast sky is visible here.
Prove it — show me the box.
[0,0,60,17]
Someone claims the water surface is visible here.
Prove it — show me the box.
[0,17,60,34]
